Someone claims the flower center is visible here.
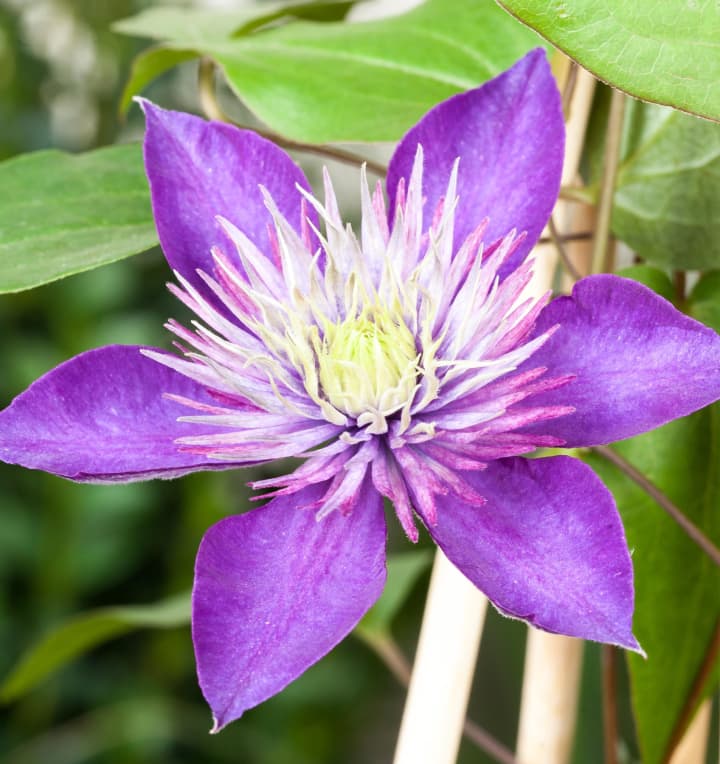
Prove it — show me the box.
[318,307,418,419]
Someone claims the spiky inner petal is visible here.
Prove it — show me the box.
[148,145,574,528]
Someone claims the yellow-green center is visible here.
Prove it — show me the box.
[318,308,418,419]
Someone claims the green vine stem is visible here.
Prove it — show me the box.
[590,88,625,274]
[592,445,720,567]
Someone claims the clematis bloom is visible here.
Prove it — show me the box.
[2,50,720,730]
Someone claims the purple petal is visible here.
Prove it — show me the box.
[0,346,240,481]
[386,49,563,274]
[193,479,386,730]
[421,456,640,650]
[140,100,316,293]
[523,275,720,446]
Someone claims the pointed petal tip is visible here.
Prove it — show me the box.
[209,712,236,734]
[387,47,563,274]
[524,274,720,446]
[623,634,646,658]
[134,96,166,124]
[587,622,644,655]
[0,345,236,482]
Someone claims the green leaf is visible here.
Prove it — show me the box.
[616,265,675,303]
[497,0,720,122]
[689,270,720,333]
[119,46,199,116]
[0,144,157,293]
[612,100,720,270]
[117,0,544,143]
[116,1,357,112]
[585,413,719,763]
[581,252,720,763]
[113,1,355,45]
[0,591,190,703]
[356,550,432,638]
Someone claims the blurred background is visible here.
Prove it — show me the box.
[0,2,637,762]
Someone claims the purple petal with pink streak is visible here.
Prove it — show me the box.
[0,346,241,481]
[140,100,317,298]
[193,479,386,730]
[523,275,720,446]
[387,48,563,276]
[419,455,641,651]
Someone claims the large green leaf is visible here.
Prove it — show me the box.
[114,1,355,45]
[612,100,720,270]
[115,0,357,114]
[116,0,543,143]
[0,144,157,293]
[582,274,720,763]
[586,412,719,763]
[581,265,720,763]
[497,0,720,122]
[0,591,190,703]
[119,47,199,115]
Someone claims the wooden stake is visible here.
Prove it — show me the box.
[516,634,584,764]
[393,58,596,764]
[392,552,488,764]
[668,699,713,764]
[515,64,597,764]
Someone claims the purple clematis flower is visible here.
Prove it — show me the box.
[2,49,720,730]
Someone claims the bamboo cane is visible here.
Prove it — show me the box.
[392,552,489,764]
[515,64,597,764]
[668,699,713,764]
[393,59,596,764]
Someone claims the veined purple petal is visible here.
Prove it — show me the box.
[386,48,563,275]
[523,275,720,446]
[419,455,640,651]
[0,346,240,482]
[140,100,316,296]
[192,479,387,730]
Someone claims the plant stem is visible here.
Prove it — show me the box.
[561,61,579,119]
[593,445,720,567]
[590,89,625,274]
[198,57,387,176]
[463,720,518,764]
[559,185,595,204]
[548,216,582,282]
[601,646,618,764]
[361,632,411,685]
[539,231,592,245]
[243,125,388,176]
[673,270,686,303]
[198,57,227,122]
[392,552,488,764]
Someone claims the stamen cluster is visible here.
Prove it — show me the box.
[144,146,574,535]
